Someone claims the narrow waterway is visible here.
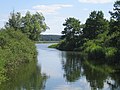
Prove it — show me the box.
[36,43,120,90]
[0,43,120,90]
[36,43,88,90]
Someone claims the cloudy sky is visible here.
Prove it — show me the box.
[0,0,116,35]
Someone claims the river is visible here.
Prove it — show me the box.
[36,43,120,90]
[0,43,120,90]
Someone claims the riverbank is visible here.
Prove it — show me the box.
[48,42,120,66]
[0,29,37,84]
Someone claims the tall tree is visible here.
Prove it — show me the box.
[5,11,22,30]
[109,0,120,21]
[83,11,109,40]
[5,11,48,41]
[60,17,83,50]
[61,17,82,41]
[109,0,120,48]
[21,12,48,40]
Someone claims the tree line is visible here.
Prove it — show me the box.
[5,11,48,41]
[40,35,61,41]
[54,0,120,61]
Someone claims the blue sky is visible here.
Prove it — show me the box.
[0,0,116,35]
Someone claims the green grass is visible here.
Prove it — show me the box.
[48,43,58,48]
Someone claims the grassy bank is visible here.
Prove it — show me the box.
[48,43,58,48]
[0,28,37,84]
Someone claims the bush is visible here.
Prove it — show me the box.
[83,41,105,60]
[88,45,105,60]
[0,28,37,84]
[105,47,117,59]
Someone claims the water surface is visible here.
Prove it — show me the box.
[0,43,120,90]
[36,43,120,90]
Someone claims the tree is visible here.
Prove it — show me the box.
[61,17,83,42]
[109,0,120,34]
[108,0,120,48]
[5,11,22,30]
[83,11,109,40]
[61,17,82,40]
[5,11,48,41]
[22,12,48,40]
[60,17,82,50]
[109,0,120,21]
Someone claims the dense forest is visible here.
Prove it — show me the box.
[40,35,61,41]
[0,11,47,84]
[51,1,120,61]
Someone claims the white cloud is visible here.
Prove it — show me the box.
[78,0,113,4]
[0,19,7,22]
[0,15,9,28]
[32,4,73,14]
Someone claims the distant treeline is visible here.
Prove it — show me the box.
[40,35,61,41]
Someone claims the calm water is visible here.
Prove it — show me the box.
[36,44,120,90]
[0,43,120,90]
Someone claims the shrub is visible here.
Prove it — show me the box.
[83,41,105,60]
[88,45,105,60]
[105,47,117,59]
[0,28,37,84]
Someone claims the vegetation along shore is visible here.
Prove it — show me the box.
[0,11,47,84]
[49,1,120,63]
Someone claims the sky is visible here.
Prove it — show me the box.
[0,0,116,35]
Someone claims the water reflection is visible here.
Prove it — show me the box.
[4,44,119,90]
[83,60,108,90]
[61,51,83,82]
[0,60,47,90]
[61,51,120,90]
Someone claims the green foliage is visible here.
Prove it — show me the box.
[48,43,58,48]
[61,17,82,40]
[84,42,105,59]
[57,40,77,51]
[40,35,61,41]
[57,1,120,63]
[59,17,83,50]
[5,11,21,30]
[0,61,47,90]
[5,11,48,41]
[109,0,120,21]
[62,18,81,41]
[0,28,37,84]
[105,47,117,59]
[109,1,120,49]
[83,11,109,39]
[56,40,67,50]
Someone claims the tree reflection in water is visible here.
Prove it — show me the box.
[61,51,83,82]
[61,51,120,90]
[0,60,47,90]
